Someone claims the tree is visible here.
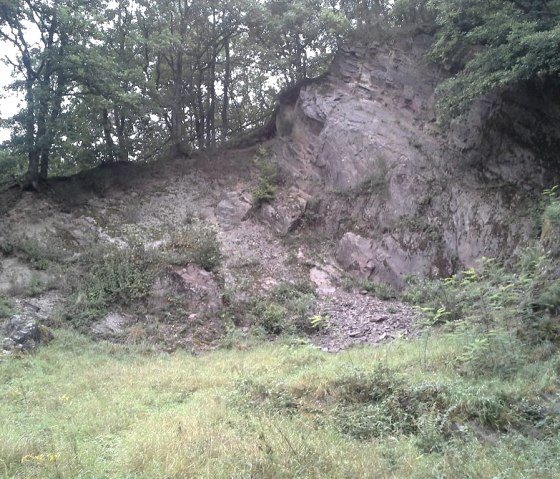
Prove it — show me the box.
[0,0,374,184]
[246,0,349,86]
[0,0,110,187]
[428,0,560,119]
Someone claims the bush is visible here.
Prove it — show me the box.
[258,302,288,335]
[403,241,560,359]
[165,220,223,271]
[0,295,14,319]
[64,242,157,323]
[252,147,280,206]
[249,282,317,335]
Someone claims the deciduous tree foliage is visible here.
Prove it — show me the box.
[2,0,558,186]
[0,0,353,186]
[428,0,560,118]
[0,0,111,186]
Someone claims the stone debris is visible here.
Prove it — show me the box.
[310,290,418,352]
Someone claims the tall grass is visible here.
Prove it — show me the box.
[1,329,559,478]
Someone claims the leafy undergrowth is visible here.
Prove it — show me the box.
[1,329,559,479]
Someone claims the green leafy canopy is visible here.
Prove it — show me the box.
[428,0,560,119]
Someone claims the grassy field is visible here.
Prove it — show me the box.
[1,328,559,479]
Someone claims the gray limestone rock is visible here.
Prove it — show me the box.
[259,187,309,235]
[149,265,223,318]
[215,191,252,230]
[2,314,53,353]
[91,312,132,338]
[274,35,558,282]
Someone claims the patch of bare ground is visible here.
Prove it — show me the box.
[311,290,419,352]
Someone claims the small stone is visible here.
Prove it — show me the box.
[371,316,388,322]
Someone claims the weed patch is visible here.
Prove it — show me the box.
[0,294,14,318]
[165,220,223,271]
[252,146,280,206]
[63,242,157,324]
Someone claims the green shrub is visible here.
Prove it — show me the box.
[248,281,318,336]
[0,295,14,319]
[252,181,276,205]
[165,220,223,271]
[403,243,560,355]
[0,150,25,185]
[308,314,328,331]
[252,146,280,206]
[255,301,288,335]
[64,242,157,323]
[457,330,526,378]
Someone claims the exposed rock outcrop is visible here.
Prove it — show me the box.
[149,266,223,318]
[2,314,53,353]
[215,191,252,230]
[274,35,560,285]
[259,187,309,235]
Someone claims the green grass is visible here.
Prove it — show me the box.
[1,329,559,478]
[0,295,14,319]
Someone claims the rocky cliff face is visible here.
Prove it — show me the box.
[273,34,560,288]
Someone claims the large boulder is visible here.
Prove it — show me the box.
[2,314,53,353]
[335,231,453,289]
[259,187,309,235]
[215,191,252,230]
[149,265,223,319]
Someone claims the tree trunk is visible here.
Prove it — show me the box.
[221,37,230,143]
[114,107,129,162]
[170,51,185,155]
[24,77,39,188]
[102,108,116,162]
[207,54,216,148]
[196,70,205,149]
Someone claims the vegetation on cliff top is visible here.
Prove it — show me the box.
[2,0,558,185]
